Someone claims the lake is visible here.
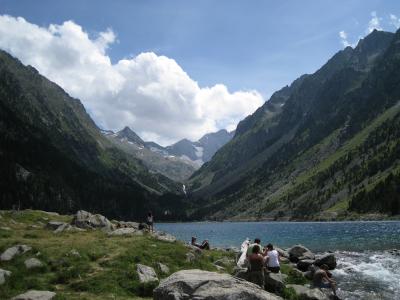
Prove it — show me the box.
[157,221,400,300]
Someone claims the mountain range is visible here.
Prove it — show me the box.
[103,126,234,181]
[188,29,400,220]
[1,28,400,222]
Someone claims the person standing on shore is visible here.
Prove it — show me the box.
[147,211,154,232]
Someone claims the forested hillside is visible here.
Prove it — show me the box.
[0,50,188,221]
[188,29,400,220]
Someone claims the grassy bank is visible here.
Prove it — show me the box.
[0,210,235,299]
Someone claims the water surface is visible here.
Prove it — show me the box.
[157,221,400,300]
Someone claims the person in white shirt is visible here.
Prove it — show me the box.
[264,243,280,273]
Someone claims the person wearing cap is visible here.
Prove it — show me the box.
[191,236,210,250]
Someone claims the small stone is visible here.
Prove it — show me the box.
[24,258,43,269]
[0,226,11,231]
[136,264,158,283]
[0,268,12,285]
[68,249,81,257]
[157,262,170,274]
[11,290,56,300]
[185,252,196,262]
[46,221,66,230]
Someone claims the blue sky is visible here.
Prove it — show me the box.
[2,0,399,96]
[1,0,400,144]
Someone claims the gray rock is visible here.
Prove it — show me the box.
[108,227,138,236]
[0,226,11,231]
[187,244,203,255]
[1,244,32,261]
[233,267,249,280]
[265,272,288,293]
[275,247,289,258]
[186,252,196,262]
[315,253,337,270]
[157,262,170,275]
[113,221,140,229]
[0,268,11,285]
[136,264,158,283]
[288,245,315,262]
[297,259,316,272]
[68,249,81,258]
[24,258,44,269]
[153,231,176,242]
[286,284,330,300]
[11,290,56,300]
[45,221,66,230]
[71,210,114,231]
[154,269,283,300]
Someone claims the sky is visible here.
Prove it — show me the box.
[0,0,400,145]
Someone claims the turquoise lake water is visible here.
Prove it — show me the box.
[157,221,400,300]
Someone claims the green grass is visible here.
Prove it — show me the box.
[0,210,235,299]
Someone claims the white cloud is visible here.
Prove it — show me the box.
[0,15,264,145]
[366,11,382,34]
[390,14,400,29]
[339,30,354,48]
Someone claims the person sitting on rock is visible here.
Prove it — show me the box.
[248,244,265,287]
[264,243,280,273]
[313,264,337,297]
[246,238,262,257]
[191,236,210,250]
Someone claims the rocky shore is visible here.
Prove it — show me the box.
[0,210,341,300]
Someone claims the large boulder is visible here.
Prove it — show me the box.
[297,259,316,272]
[286,284,330,300]
[11,290,56,300]
[71,210,114,231]
[154,269,283,300]
[0,268,11,285]
[288,245,315,262]
[315,253,337,270]
[233,267,249,280]
[24,258,44,269]
[136,264,158,283]
[264,272,287,293]
[1,244,31,261]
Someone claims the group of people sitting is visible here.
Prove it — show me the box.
[238,238,337,297]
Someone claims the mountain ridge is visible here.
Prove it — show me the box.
[188,29,400,221]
